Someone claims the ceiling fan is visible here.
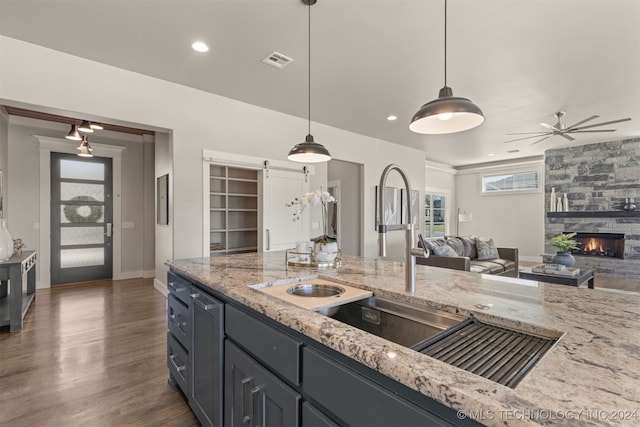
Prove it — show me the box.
[505,111,631,145]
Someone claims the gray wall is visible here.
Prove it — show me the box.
[328,159,362,256]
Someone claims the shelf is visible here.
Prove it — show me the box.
[228,228,258,232]
[210,229,226,233]
[547,211,640,218]
[227,246,258,252]
[227,178,258,183]
[229,209,257,212]
[0,292,35,326]
[228,193,258,198]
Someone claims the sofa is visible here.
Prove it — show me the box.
[417,235,519,277]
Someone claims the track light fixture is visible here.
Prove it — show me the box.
[409,0,484,134]
[65,124,82,141]
[77,135,94,157]
[288,0,332,163]
[78,120,94,133]
[89,122,104,130]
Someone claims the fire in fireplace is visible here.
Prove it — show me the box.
[566,232,625,259]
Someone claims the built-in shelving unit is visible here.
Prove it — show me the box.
[209,165,258,255]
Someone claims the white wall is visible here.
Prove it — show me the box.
[328,159,362,256]
[455,162,544,261]
[0,36,426,285]
[6,117,153,286]
[154,132,173,294]
[0,111,7,217]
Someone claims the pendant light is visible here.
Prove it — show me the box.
[409,0,484,134]
[288,0,331,163]
[65,124,82,141]
[77,135,94,157]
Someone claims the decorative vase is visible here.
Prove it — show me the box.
[0,219,14,260]
[563,193,569,212]
[551,251,575,268]
[313,241,338,262]
[550,188,556,212]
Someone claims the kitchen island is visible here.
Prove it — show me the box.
[167,252,639,427]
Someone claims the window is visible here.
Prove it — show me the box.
[424,193,446,237]
[481,170,540,194]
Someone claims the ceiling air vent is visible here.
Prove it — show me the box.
[262,51,294,69]
[507,149,521,153]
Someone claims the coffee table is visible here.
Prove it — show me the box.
[519,267,595,289]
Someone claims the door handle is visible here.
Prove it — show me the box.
[105,223,112,237]
[241,377,255,423]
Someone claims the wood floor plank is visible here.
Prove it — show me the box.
[0,278,198,427]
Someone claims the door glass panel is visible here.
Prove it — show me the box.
[60,247,104,268]
[60,182,105,202]
[61,227,105,245]
[60,204,105,223]
[60,159,105,181]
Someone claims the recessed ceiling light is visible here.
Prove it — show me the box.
[191,41,209,53]
[487,153,495,157]
[386,115,398,121]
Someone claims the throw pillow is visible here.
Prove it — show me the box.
[460,236,477,259]
[445,237,465,256]
[433,244,458,257]
[476,238,499,260]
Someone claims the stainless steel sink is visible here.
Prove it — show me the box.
[287,283,345,298]
[327,296,467,349]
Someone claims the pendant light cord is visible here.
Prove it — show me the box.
[444,0,447,87]
[308,2,311,135]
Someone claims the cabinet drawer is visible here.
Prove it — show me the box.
[168,294,191,351]
[302,402,339,427]
[167,271,192,305]
[303,348,454,427]
[167,333,189,394]
[226,305,302,385]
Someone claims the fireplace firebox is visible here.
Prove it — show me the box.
[565,232,625,259]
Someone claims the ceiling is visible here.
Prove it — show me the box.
[1,0,638,167]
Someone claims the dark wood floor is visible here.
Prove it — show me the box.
[0,278,198,427]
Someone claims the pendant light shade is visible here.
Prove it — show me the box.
[65,124,82,141]
[288,134,331,163]
[409,0,484,134]
[89,122,104,130]
[78,120,93,133]
[288,0,331,163]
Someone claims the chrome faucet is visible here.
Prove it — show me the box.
[377,164,428,293]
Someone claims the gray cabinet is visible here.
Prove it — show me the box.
[167,272,191,394]
[225,340,301,427]
[190,291,224,427]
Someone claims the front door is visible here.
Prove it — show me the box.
[51,153,113,285]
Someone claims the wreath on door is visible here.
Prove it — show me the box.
[63,195,104,223]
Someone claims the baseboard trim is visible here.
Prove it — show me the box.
[142,269,155,278]
[154,278,168,297]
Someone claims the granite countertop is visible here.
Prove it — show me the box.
[167,252,640,427]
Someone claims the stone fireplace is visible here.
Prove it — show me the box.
[545,138,640,278]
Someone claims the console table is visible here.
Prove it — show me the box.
[0,251,37,332]
[519,267,595,289]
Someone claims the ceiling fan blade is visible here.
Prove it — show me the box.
[506,131,549,136]
[565,115,599,130]
[530,136,552,145]
[559,133,576,141]
[570,129,616,133]
[571,117,631,131]
[540,123,560,131]
[504,133,552,143]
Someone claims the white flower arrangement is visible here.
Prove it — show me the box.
[285,189,335,222]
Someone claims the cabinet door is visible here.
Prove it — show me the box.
[191,292,224,427]
[225,341,301,427]
[262,169,309,251]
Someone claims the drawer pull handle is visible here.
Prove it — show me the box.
[250,385,263,427]
[168,282,187,292]
[203,304,215,311]
[169,354,186,372]
[241,377,255,423]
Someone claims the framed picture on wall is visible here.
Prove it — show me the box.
[401,189,420,226]
[374,186,401,230]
